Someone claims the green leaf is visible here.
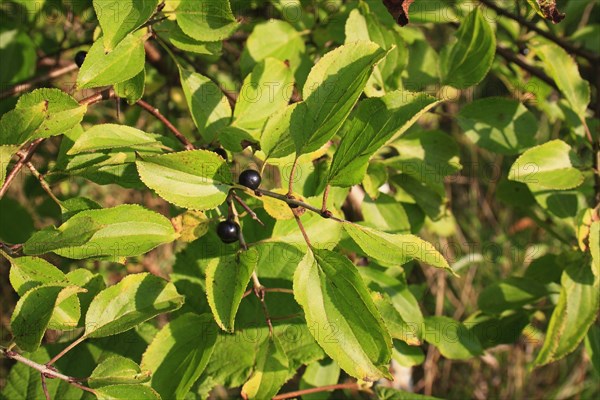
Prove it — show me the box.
[457,98,538,155]
[359,268,423,345]
[77,31,147,89]
[65,269,106,326]
[536,43,590,119]
[0,30,36,84]
[93,0,158,51]
[392,340,425,367]
[84,272,184,338]
[535,263,600,366]
[291,42,387,155]
[60,197,102,221]
[299,359,340,400]
[343,223,455,274]
[141,313,217,399]
[240,20,306,78]
[384,130,462,187]
[0,145,18,186]
[9,256,67,296]
[0,197,35,243]
[233,58,294,134]
[23,216,103,256]
[179,67,232,142]
[440,8,495,89]
[260,103,297,159]
[88,355,150,388]
[585,324,600,376]
[478,277,549,314]
[176,0,239,41]
[15,89,86,138]
[68,124,159,155]
[241,336,290,400]
[94,384,160,400]
[423,316,483,360]
[11,285,84,352]
[0,107,44,146]
[136,149,233,210]
[377,386,442,400]
[161,20,222,55]
[508,139,584,190]
[345,6,407,96]
[293,249,392,381]
[206,249,258,332]
[328,92,440,187]
[25,205,177,259]
[114,68,146,105]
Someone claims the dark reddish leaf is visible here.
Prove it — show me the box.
[382,0,415,26]
[537,0,565,24]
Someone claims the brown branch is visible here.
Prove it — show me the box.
[495,45,558,90]
[2,349,96,395]
[0,63,78,100]
[254,188,346,222]
[479,0,599,62]
[272,383,362,400]
[0,88,115,199]
[25,162,61,206]
[136,99,195,150]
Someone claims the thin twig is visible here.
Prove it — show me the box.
[135,99,195,150]
[2,349,96,395]
[25,162,61,206]
[294,214,312,248]
[46,335,86,366]
[232,192,264,226]
[479,0,599,62]
[0,63,78,100]
[40,374,51,400]
[272,383,362,400]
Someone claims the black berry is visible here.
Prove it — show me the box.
[212,148,227,161]
[216,220,239,243]
[239,170,261,190]
[74,51,87,68]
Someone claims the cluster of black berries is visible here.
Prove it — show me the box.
[216,170,261,244]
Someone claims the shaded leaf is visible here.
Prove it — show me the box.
[206,249,258,332]
[141,313,218,399]
[84,273,184,338]
[88,355,150,388]
[93,0,158,51]
[241,336,290,400]
[176,0,239,42]
[68,124,159,155]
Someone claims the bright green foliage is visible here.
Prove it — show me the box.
[77,31,147,88]
[136,150,233,210]
[176,0,239,42]
[294,249,392,381]
[1,0,598,398]
[93,0,158,51]
[509,140,584,190]
[88,355,150,388]
[440,8,495,88]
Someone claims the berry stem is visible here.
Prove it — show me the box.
[232,192,264,226]
[294,214,312,248]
